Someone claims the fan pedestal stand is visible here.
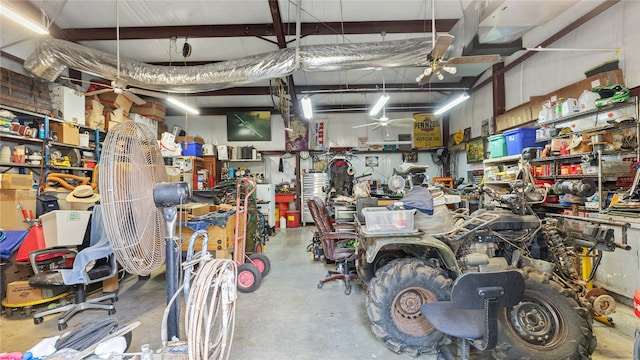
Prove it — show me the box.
[154,182,191,340]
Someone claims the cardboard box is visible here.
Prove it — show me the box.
[49,84,86,125]
[50,122,80,146]
[131,99,166,122]
[177,203,210,220]
[495,102,533,132]
[177,136,205,145]
[0,173,33,190]
[544,69,624,104]
[85,96,105,129]
[5,280,42,304]
[0,189,37,231]
[131,113,158,136]
[104,107,128,131]
[99,92,133,116]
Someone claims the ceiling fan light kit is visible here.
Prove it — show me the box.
[0,4,49,35]
[434,93,470,115]
[369,94,390,117]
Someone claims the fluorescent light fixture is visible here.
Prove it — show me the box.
[369,94,390,117]
[167,97,199,115]
[301,96,313,119]
[0,5,49,35]
[434,93,470,115]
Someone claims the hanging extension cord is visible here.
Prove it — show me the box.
[160,230,238,360]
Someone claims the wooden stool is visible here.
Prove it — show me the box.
[433,177,454,189]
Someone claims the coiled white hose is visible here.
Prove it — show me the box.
[161,230,237,360]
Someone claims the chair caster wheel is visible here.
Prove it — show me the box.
[317,282,323,289]
[34,317,43,325]
[108,308,116,315]
[344,286,352,295]
[58,323,67,331]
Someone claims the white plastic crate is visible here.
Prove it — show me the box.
[361,207,416,234]
[41,210,91,248]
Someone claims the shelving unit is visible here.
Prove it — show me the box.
[481,154,523,206]
[531,96,639,213]
[222,158,265,181]
[0,105,104,182]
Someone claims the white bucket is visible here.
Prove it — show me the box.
[79,132,90,147]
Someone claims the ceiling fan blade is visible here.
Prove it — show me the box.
[431,34,455,59]
[418,72,433,86]
[389,118,415,128]
[85,88,114,96]
[372,124,382,131]
[447,54,501,65]
[352,122,380,129]
[390,118,415,123]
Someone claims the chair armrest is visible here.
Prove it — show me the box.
[29,247,77,274]
[324,232,358,241]
[334,222,357,232]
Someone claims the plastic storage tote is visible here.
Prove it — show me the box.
[488,134,507,158]
[361,207,416,234]
[504,128,538,156]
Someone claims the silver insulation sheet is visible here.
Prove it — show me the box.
[24,38,431,93]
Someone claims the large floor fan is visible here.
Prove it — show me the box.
[99,121,236,357]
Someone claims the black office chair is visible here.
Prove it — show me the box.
[420,270,525,360]
[29,205,118,330]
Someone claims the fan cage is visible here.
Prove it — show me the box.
[99,121,168,276]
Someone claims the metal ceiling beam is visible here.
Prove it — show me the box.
[59,19,457,41]
[267,0,299,117]
[472,0,621,94]
[166,102,439,116]
[180,82,462,97]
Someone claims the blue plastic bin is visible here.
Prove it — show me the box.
[504,128,538,156]
[488,134,507,158]
[181,142,203,157]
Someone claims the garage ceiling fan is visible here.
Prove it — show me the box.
[415,1,501,85]
[353,69,414,131]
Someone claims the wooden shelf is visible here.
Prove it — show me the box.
[0,134,44,144]
[0,161,41,168]
[483,154,522,165]
[536,99,636,127]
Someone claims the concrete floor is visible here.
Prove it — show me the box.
[1,226,638,359]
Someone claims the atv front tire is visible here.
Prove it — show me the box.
[492,268,596,360]
[366,258,452,357]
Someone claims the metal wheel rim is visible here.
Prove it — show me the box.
[238,270,256,288]
[391,287,437,337]
[507,296,567,348]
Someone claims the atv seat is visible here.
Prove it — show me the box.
[420,270,525,360]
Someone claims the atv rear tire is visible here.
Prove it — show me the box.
[492,268,596,360]
[357,250,405,283]
[366,258,452,357]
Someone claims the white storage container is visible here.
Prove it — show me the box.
[41,210,92,248]
[361,208,416,234]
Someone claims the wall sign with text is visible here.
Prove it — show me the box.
[413,113,443,149]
